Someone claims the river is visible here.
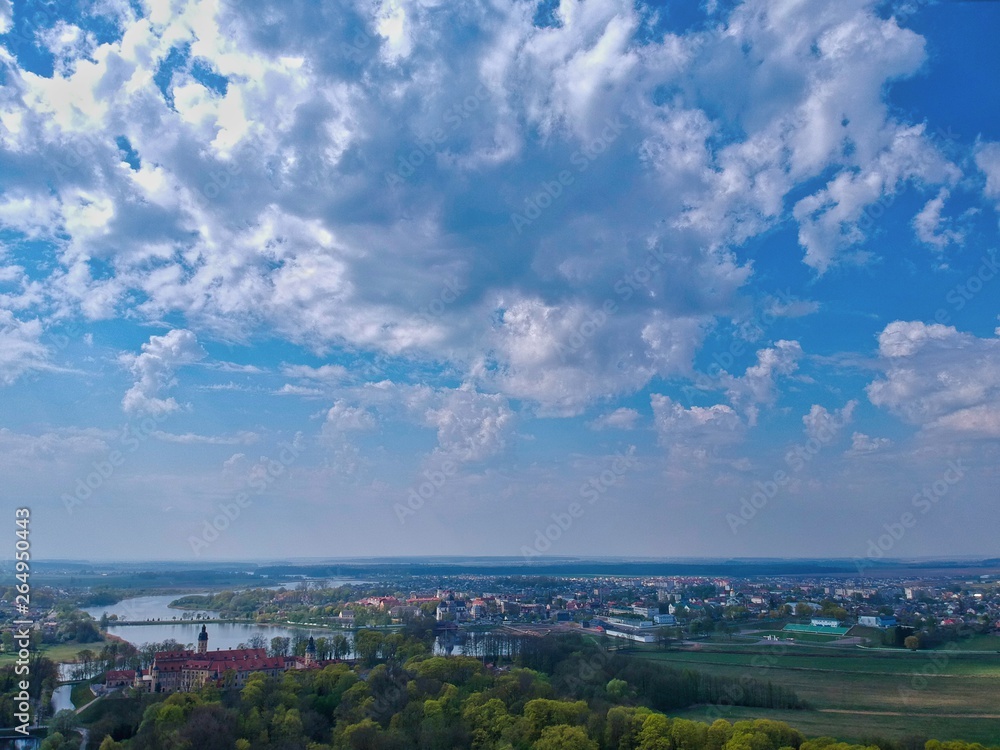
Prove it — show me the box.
[51,684,74,713]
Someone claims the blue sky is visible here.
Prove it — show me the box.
[1,0,998,561]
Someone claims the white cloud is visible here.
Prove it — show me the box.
[867,321,1000,437]
[0,311,50,385]
[976,141,1000,219]
[153,431,259,445]
[913,188,963,250]
[651,394,745,472]
[0,426,111,465]
[324,400,377,433]
[976,141,1000,200]
[326,381,515,464]
[721,340,803,425]
[802,401,856,441]
[0,0,11,35]
[280,363,349,381]
[847,431,892,455]
[273,384,325,397]
[413,385,515,463]
[793,125,959,272]
[0,0,974,422]
[483,296,708,415]
[120,328,206,415]
[650,393,746,479]
[588,407,640,431]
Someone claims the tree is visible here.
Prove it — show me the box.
[269,636,290,657]
[606,678,630,700]
[40,732,72,750]
[904,635,920,651]
[49,709,79,736]
[355,629,384,667]
[533,724,597,750]
[656,627,675,650]
[331,633,350,660]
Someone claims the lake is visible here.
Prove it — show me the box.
[77,584,469,658]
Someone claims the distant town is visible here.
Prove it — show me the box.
[3,560,1000,747]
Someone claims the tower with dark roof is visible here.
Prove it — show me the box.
[305,636,316,666]
[197,624,208,654]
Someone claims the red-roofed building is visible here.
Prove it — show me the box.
[105,669,136,688]
[143,625,309,693]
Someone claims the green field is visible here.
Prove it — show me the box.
[929,635,1000,652]
[0,638,111,667]
[669,706,1000,746]
[624,644,1000,743]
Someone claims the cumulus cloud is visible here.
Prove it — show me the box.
[721,340,803,425]
[913,189,963,250]
[482,296,708,416]
[0,311,50,385]
[793,126,959,272]
[847,431,892,455]
[588,407,640,431]
[651,394,745,472]
[120,329,207,415]
[324,400,377,433]
[802,401,856,441]
[0,426,111,465]
[0,0,967,415]
[976,141,1000,203]
[333,381,516,464]
[412,386,515,463]
[867,321,1000,437]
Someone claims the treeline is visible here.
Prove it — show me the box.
[168,584,398,619]
[170,588,275,616]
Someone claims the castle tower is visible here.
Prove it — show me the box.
[305,636,316,666]
[197,624,208,654]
